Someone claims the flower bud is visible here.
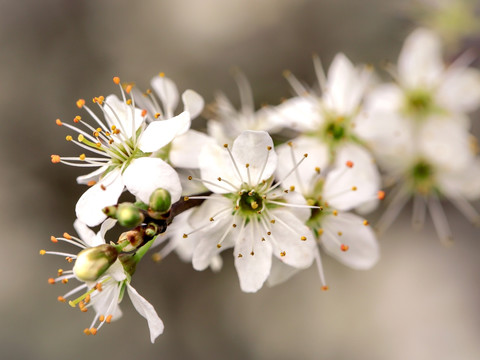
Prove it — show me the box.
[149,188,171,214]
[102,205,117,218]
[73,244,118,282]
[117,203,144,227]
[118,230,144,252]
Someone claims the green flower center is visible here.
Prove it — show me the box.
[238,191,264,215]
[410,160,436,194]
[404,89,434,118]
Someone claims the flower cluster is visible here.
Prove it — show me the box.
[43,22,480,341]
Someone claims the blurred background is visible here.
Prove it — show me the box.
[1,0,479,359]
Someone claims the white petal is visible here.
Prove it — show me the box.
[107,259,127,282]
[233,222,273,293]
[169,130,216,168]
[325,53,371,113]
[90,281,123,320]
[127,284,164,343]
[138,111,191,153]
[275,97,321,132]
[75,170,124,227]
[73,219,97,247]
[275,136,329,195]
[76,166,108,185]
[398,28,444,88]
[321,212,379,269]
[199,142,240,193]
[151,76,179,118]
[123,157,182,204]
[268,209,315,268]
[181,90,204,119]
[437,67,480,114]
[97,218,117,243]
[231,130,278,185]
[324,144,380,211]
[266,257,300,287]
[418,115,473,172]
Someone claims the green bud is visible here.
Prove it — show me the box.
[149,188,171,214]
[73,244,118,282]
[118,230,144,252]
[117,203,144,227]
[102,205,117,218]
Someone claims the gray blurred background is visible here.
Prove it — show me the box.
[1,0,479,359]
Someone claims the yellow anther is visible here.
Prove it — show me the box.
[315,167,320,173]
[62,278,69,284]
[290,186,295,191]
[183,234,188,238]
[65,135,73,141]
[159,72,165,77]
[154,113,161,119]
[184,196,190,201]
[267,146,272,150]
[57,269,63,276]
[55,119,63,126]
[245,163,250,168]
[251,201,258,209]
[223,144,228,148]
[57,296,66,303]
[333,210,338,216]
[216,244,222,248]
[337,231,343,236]
[300,236,307,241]
[76,99,85,108]
[39,249,46,255]
[78,134,85,142]
[280,251,286,257]
[79,154,86,161]
[351,186,357,191]
[317,228,324,235]
[50,155,60,164]
[99,315,105,322]
[363,220,369,226]
[270,219,275,224]
[126,99,132,105]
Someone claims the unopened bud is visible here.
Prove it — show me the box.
[102,205,117,218]
[118,230,143,252]
[117,203,144,227]
[73,244,118,282]
[149,188,171,214]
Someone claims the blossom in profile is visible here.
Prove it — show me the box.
[207,70,284,145]
[270,138,381,288]
[183,131,316,293]
[40,219,164,343]
[51,77,183,226]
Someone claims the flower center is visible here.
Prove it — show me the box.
[238,190,264,215]
[404,89,434,118]
[410,160,435,194]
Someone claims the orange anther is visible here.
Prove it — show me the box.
[55,119,63,126]
[126,99,132,105]
[106,315,112,324]
[346,161,354,168]
[85,294,91,304]
[280,251,286,257]
[363,220,369,226]
[48,278,55,285]
[141,109,147,117]
[76,99,85,108]
[377,190,385,200]
[63,232,72,240]
[340,244,349,252]
[321,285,329,291]
[57,269,63,276]
[154,113,161,119]
[87,180,96,187]
[99,315,105,322]
[159,72,165,77]
[66,257,73,263]
[100,184,106,191]
[83,328,91,335]
[125,85,132,94]
[57,296,66,303]
[74,115,81,123]
[50,236,58,243]
[51,155,60,164]
[62,278,69,284]
[90,328,97,335]
[113,76,120,84]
